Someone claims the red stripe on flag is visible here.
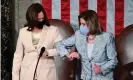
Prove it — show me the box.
[61,0,70,23]
[115,0,124,36]
[42,0,52,19]
[97,0,107,32]
[79,0,88,14]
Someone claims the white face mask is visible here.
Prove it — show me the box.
[80,25,89,36]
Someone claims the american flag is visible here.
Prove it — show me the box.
[34,0,133,36]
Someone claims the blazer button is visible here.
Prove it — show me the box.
[35,46,37,49]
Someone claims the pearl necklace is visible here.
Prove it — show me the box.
[87,35,96,40]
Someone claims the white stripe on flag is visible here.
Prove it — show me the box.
[52,0,61,19]
[33,0,41,4]
[88,0,97,12]
[70,0,79,31]
[124,0,133,27]
[106,0,115,35]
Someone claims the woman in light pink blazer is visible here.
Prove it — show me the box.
[12,3,62,80]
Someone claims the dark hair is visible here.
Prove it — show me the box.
[78,10,102,35]
[24,3,50,31]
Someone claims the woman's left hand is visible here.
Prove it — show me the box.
[94,64,103,74]
[43,51,48,57]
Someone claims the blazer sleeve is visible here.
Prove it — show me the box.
[55,33,76,57]
[47,28,63,56]
[100,33,118,75]
[12,30,24,80]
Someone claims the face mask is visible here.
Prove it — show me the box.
[36,20,45,29]
[80,25,89,36]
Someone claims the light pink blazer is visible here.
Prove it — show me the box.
[12,25,63,80]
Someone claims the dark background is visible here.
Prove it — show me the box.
[1,0,15,80]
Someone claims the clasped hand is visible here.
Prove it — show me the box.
[43,50,48,57]
[65,52,80,60]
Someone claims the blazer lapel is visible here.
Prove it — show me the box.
[26,30,36,50]
[80,34,91,61]
[90,34,104,60]
[37,25,48,49]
